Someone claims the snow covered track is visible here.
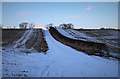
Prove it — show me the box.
[2,30,118,77]
[45,30,118,77]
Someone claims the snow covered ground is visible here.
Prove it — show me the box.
[57,29,75,39]
[2,30,118,77]
[0,46,2,78]
[57,29,102,43]
[57,29,120,55]
[57,29,119,46]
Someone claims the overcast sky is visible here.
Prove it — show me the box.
[2,2,118,29]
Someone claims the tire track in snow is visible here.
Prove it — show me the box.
[41,65,50,77]
[14,29,34,48]
[13,29,43,51]
[66,29,102,43]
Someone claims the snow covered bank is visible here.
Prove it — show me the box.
[57,29,101,43]
[2,30,118,77]
[57,29,120,58]
[50,27,109,56]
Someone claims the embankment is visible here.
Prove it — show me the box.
[49,27,109,56]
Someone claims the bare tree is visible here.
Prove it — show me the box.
[60,23,74,29]
[19,22,28,29]
[46,23,54,29]
[29,23,35,28]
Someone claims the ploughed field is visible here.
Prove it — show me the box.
[2,29,26,46]
[2,29,48,52]
[2,28,120,58]
[58,28,120,57]
[2,28,119,77]
[74,29,120,53]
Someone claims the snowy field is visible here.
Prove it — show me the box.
[58,29,120,55]
[57,29,119,45]
[57,29,101,43]
[2,29,118,77]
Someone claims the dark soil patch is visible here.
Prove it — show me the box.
[25,29,48,52]
[2,29,26,46]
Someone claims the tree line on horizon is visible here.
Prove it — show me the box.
[0,23,119,30]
